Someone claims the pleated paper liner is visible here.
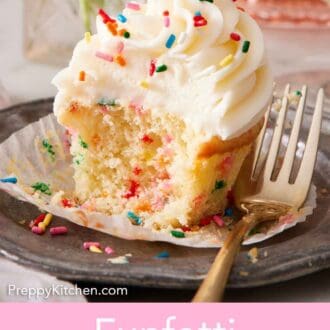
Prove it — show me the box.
[0,114,316,248]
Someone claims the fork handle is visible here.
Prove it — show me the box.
[192,213,258,302]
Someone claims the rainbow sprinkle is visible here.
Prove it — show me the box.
[106,22,118,36]
[149,60,156,76]
[0,177,17,184]
[105,246,114,255]
[194,14,208,27]
[83,242,101,250]
[220,54,234,67]
[156,64,168,73]
[165,34,176,49]
[95,51,114,63]
[98,9,115,24]
[126,2,140,10]
[171,230,185,238]
[89,245,103,253]
[224,208,234,217]
[84,32,91,43]
[230,32,241,41]
[115,55,126,66]
[117,14,127,23]
[213,215,225,227]
[139,80,149,89]
[31,182,52,195]
[127,211,142,225]
[123,31,130,38]
[79,71,86,81]
[242,40,251,53]
[155,251,170,259]
[117,41,125,54]
[50,226,68,236]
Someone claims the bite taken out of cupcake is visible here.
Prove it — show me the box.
[52,0,273,231]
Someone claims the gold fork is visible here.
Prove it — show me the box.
[193,85,324,302]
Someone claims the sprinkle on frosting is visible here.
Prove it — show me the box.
[194,13,208,27]
[117,41,125,54]
[95,51,114,63]
[84,32,91,43]
[123,31,130,38]
[106,22,118,36]
[164,14,170,28]
[126,2,140,11]
[156,64,168,73]
[78,71,86,81]
[31,182,52,195]
[117,13,127,23]
[52,0,273,141]
[220,54,234,68]
[242,40,251,53]
[149,60,156,76]
[115,55,126,66]
[165,34,176,49]
[139,80,149,89]
[230,32,241,41]
[98,9,115,24]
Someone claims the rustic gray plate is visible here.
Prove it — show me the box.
[0,99,329,289]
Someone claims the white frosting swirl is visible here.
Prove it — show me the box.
[53,0,273,140]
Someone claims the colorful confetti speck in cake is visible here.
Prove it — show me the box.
[79,136,88,149]
[213,180,226,191]
[171,230,185,238]
[127,211,142,225]
[42,139,56,160]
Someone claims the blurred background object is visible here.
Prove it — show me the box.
[24,0,126,66]
[238,0,330,27]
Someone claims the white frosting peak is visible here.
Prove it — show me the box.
[53,0,273,140]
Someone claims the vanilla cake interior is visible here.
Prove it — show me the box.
[59,100,258,229]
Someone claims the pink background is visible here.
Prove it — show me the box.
[1,303,329,330]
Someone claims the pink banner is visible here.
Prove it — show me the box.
[0,303,329,330]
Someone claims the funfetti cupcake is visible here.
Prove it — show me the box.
[52,0,273,231]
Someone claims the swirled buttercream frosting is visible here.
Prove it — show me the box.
[53,0,273,140]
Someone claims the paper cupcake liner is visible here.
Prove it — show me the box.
[0,114,316,248]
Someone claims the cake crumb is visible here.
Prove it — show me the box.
[107,253,132,265]
[263,250,268,258]
[320,188,328,196]
[248,247,259,264]
[239,271,249,277]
